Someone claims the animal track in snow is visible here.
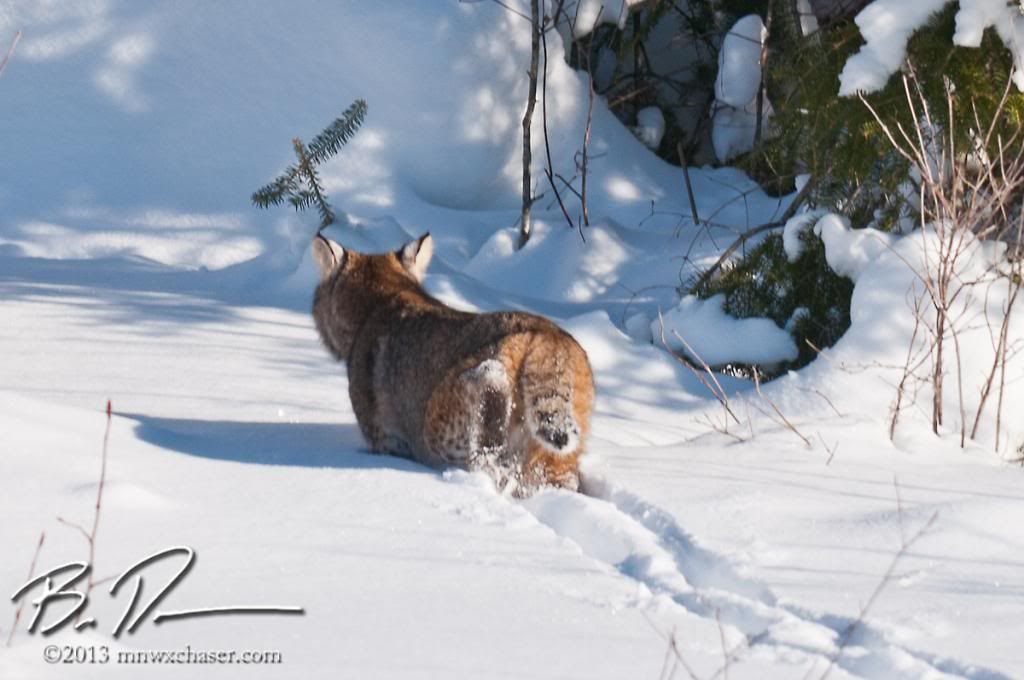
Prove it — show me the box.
[512,475,1011,680]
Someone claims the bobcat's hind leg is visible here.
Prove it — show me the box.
[520,441,581,495]
[465,359,512,459]
[424,359,514,484]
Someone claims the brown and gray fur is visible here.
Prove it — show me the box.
[311,233,594,496]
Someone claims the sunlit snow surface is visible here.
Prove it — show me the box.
[1,2,1023,678]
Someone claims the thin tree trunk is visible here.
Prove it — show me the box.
[932,309,945,433]
[752,0,772,152]
[632,11,642,121]
[580,35,594,228]
[519,0,541,250]
[676,142,701,229]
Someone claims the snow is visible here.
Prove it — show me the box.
[624,311,653,343]
[1,2,1023,679]
[839,0,1024,95]
[654,295,799,367]
[815,220,1024,455]
[634,105,665,150]
[813,214,894,281]
[795,0,820,36]
[715,15,767,109]
[782,208,826,262]
[464,221,633,303]
[569,0,645,38]
[837,0,947,96]
[712,96,774,163]
[712,15,772,163]
[954,0,1024,91]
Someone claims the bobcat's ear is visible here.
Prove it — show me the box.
[398,233,433,283]
[312,235,345,280]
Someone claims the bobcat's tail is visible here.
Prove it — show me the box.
[520,335,585,455]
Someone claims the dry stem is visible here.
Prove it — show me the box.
[56,400,113,618]
[0,30,20,79]
[862,69,1024,448]
[5,531,45,646]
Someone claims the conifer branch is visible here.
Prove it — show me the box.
[292,137,335,227]
[252,169,301,208]
[251,99,366,230]
[307,99,367,165]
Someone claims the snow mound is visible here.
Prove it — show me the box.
[794,213,1024,455]
[465,221,632,303]
[571,0,646,38]
[634,106,665,150]
[715,15,767,108]
[654,294,798,366]
[813,213,894,280]
[562,310,748,445]
[0,1,660,279]
[712,96,774,164]
[712,14,772,163]
[0,214,265,270]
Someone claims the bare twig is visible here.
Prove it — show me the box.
[890,290,925,440]
[519,0,541,249]
[815,432,840,465]
[803,338,831,362]
[539,14,580,238]
[863,69,1024,447]
[690,178,812,293]
[752,2,772,152]
[459,0,533,21]
[696,411,748,443]
[642,613,702,680]
[971,273,1020,443]
[58,400,113,621]
[716,609,730,680]
[676,142,702,229]
[795,387,844,418]
[56,516,91,543]
[692,220,785,290]
[0,30,20,80]
[5,531,45,646]
[86,401,112,597]
[578,7,601,229]
[816,509,938,680]
[752,367,812,447]
[660,318,742,425]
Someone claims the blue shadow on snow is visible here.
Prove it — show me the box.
[126,413,428,473]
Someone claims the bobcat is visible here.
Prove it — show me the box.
[311,232,594,496]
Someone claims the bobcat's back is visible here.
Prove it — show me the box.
[312,234,594,496]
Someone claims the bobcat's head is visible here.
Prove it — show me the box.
[310,232,434,360]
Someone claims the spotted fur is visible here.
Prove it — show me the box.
[311,233,594,497]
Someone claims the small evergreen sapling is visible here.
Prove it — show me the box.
[694,231,854,377]
[251,99,367,229]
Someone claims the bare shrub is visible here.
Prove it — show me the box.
[861,70,1024,451]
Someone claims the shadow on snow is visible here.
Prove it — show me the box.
[126,412,428,474]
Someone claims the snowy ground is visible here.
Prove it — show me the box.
[2,2,1023,679]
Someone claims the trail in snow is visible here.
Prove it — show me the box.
[516,476,1011,680]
